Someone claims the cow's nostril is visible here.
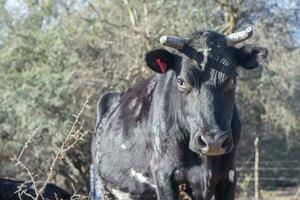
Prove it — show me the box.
[221,137,230,149]
[197,136,206,147]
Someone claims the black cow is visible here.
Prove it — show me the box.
[91,27,267,200]
[0,178,71,200]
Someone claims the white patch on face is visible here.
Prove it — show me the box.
[111,188,132,200]
[228,169,235,182]
[197,47,211,68]
[121,144,127,150]
[130,169,155,188]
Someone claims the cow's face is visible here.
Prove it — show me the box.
[145,28,267,156]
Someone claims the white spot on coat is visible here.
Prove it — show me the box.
[128,98,138,110]
[228,169,235,182]
[147,79,156,95]
[111,188,132,200]
[134,104,142,118]
[28,183,34,190]
[130,169,155,188]
[121,144,127,149]
[154,137,161,153]
[208,170,212,178]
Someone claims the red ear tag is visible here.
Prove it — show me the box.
[155,58,168,73]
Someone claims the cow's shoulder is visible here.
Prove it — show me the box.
[117,77,157,121]
[95,77,157,135]
[119,77,156,104]
[96,91,122,124]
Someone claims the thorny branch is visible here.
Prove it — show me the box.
[13,97,90,200]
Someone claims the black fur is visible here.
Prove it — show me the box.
[0,178,71,200]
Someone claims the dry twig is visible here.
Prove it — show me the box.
[13,97,90,200]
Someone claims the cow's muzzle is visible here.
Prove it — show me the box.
[196,132,233,156]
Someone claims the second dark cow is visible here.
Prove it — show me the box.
[0,178,71,200]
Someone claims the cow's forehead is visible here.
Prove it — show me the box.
[180,59,237,86]
[187,30,228,49]
[181,31,235,62]
[179,31,238,83]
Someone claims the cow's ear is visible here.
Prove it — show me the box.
[144,48,175,73]
[236,45,268,70]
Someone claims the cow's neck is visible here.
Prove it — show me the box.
[151,71,186,138]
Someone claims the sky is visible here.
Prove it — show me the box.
[4,0,29,21]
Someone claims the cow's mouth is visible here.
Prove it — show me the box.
[201,146,226,156]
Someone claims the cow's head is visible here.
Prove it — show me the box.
[145,27,267,156]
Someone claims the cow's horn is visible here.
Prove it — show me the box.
[226,27,254,45]
[160,35,185,50]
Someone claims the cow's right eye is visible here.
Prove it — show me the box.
[177,78,192,93]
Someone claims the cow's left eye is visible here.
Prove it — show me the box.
[177,78,192,93]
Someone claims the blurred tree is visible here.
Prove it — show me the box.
[0,0,299,196]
